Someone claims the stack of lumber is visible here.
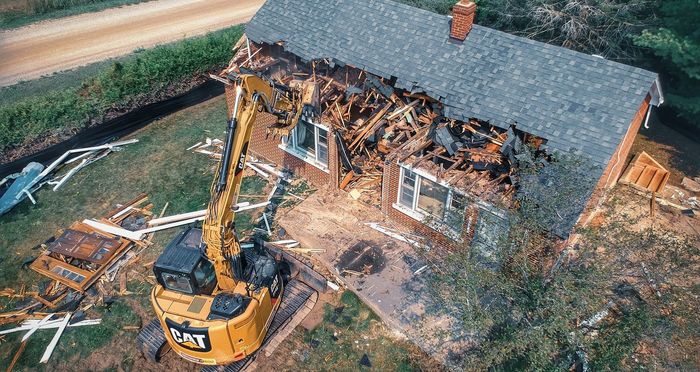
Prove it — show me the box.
[619,151,670,193]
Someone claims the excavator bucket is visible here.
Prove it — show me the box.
[263,241,328,293]
[267,80,319,138]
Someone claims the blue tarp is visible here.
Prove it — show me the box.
[0,162,44,216]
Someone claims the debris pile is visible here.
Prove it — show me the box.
[0,194,160,367]
[29,193,155,293]
[225,41,545,205]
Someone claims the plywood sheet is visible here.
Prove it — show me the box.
[620,151,670,193]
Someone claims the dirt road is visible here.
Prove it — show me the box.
[0,0,264,87]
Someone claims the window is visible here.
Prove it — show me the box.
[161,272,193,294]
[51,266,86,283]
[193,260,216,289]
[286,120,329,168]
[397,166,467,234]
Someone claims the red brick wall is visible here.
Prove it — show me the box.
[575,94,651,230]
[381,162,477,252]
[226,86,336,189]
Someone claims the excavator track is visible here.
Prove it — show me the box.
[202,279,317,372]
[137,319,171,363]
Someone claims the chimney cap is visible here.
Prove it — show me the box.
[454,0,477,13]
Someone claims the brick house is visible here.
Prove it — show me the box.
[224,0,664,250]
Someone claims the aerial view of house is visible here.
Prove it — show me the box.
[0,0,698,371]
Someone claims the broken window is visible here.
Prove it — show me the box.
[418,177,448,218]
[399,169,417,208]
[288,120,329,167]
[398,166,467,234]
[51,266,86,284]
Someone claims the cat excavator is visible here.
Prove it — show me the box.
[136,74,325,369]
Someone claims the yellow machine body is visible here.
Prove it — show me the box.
[146,74,317,366]
[150,280,279,365]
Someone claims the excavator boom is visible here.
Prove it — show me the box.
[140,74,322,367]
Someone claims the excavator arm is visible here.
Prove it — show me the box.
[143,74,324,367]
[202,74,316,291]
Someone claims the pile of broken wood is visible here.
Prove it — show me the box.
[0,194,159,368]
[225,40,545,204]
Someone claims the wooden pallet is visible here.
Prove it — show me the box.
[619,151,670,193]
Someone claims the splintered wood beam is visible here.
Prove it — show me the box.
[487,173,510,186]
[349,103,392,150]
[391,131,407,144]
[449,165,474,185]
[386,99,419,121]
[412,152,433,168]
[339,171,355,190]
[399,139,433,162]
[7,340,27,372]
[322,78,334,93]
[447,157,465,171]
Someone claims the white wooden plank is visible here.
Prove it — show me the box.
[40,313,71,363]
[147,210,206,226]
[247,163,270,179]
[82,220,144,241]
[20,314,53,341]
[136,216,205,234]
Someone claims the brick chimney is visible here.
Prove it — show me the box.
[450,0,477,41]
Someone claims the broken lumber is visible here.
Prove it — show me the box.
[40,313,71,363]
[82,220,143,241]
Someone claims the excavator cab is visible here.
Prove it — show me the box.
[153,228,217,296]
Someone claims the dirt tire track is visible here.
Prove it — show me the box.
[0,0,264,86]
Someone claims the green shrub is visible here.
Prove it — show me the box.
[0,24,242,153]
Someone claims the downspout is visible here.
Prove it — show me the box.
[643,104,653,129]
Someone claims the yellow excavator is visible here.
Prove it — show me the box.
[136,74,325,369]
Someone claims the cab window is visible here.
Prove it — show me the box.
[162,272,193,293]
[194,259,216,289]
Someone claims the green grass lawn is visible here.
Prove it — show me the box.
[0,0,152,30]
[272,291,434,372]
[0,57,133,107]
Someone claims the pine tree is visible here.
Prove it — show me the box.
[635,0,700,125]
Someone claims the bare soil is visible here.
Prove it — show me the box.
[632,115,700,184]
[0,0,264,86]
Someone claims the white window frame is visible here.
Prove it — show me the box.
[278,120,330,173]
[393,165,468,238]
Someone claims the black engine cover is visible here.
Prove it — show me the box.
[209,293,249,320]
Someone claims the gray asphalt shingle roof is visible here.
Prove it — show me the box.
[246,0,660,171]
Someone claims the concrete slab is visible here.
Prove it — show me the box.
[277,189,472,366]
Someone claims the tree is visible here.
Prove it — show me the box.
[397,0,659,60]
[634,0,700,126]
[417,151,698,370]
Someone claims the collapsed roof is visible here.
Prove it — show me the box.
[246,0,663,175]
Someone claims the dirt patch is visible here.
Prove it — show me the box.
[632,117,700,184]
[336,240,387,276]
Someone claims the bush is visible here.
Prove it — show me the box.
[0,24,242,152]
